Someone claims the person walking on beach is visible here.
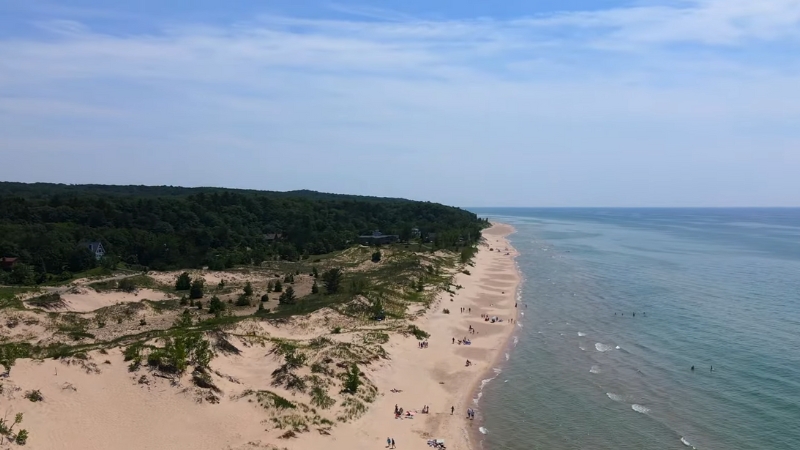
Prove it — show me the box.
[391,438,396,448]
[387,437,391,448]
[451,406,454,415]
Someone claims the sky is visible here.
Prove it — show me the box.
[1,0,799,207]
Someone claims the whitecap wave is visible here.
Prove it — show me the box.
[595,343,613,352]
[578,332,586,337]
[615,345,621,350]
[579,345,586,351]
[680,437,696,449]
[513,336,519,346]
[590,365,600,374]
[505,353,509,361]
[606,393,623,402]
[632,404,650,414]
[479,427,488,435]
[517,323,523,328]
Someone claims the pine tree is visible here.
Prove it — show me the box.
[176,272,192,291]
[279,286,296,305]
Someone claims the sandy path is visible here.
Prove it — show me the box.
[295,222,521,450]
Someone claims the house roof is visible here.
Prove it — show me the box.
[1,257,18,263]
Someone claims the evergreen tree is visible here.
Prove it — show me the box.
[189,278,205,299]
[322,268,343,294]
[279,286,297,305]
[311,281,319,294]
[274,280,283,292]
[243,281,253,297]
[208,296,225,315]
[176,272,192,291]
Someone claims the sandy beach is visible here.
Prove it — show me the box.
[297,222,521,450]
[0,223,519,450]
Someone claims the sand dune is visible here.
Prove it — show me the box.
[59,288,175,312]
[3,223,519,450]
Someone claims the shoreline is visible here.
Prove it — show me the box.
[467,225,523,450]
[308,222,521,450]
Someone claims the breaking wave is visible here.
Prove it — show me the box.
[595,343,613,352]
[632,404,650,414]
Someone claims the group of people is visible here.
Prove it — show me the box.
[466,408,476,420]
[386,437,397,448]
[453,337,472,345]
[459,307,471,313]
[615,312,646,317]
[418,341,429,349]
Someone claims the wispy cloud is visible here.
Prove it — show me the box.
[0,1,799,205]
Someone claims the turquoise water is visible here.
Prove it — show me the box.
[469,209,800,450]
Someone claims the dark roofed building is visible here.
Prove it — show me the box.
[0,257,18,270]
[86,241,106,260]
[358,230,399,246]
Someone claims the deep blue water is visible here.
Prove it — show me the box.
[468,208,800,450]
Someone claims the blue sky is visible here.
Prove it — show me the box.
[1,0,799,206]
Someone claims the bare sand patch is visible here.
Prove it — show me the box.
[59,288,175,312]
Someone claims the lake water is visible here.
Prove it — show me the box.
[469,208,800,450]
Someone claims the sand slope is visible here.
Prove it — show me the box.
[1,224,519,450]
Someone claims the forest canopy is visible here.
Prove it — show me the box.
[0,183,486,284]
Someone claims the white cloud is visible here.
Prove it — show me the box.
[0,1,799,205]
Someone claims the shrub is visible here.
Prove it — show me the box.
[332,326,342,334]
[310,386,336,409]
[371,250,381,263]
[117,278,137,293]
[208,296,225,315]
[274,280,283,292]
[409,325,429,340]
[342,364,360,394]
[443,308,450,314]
[243,282,253,297]
[235,295,251,307]
[260,294,269,302]
[139,318,147,326]
[311,281,319,294]
[462,269,471,275]
[15,429,28,445]
[24,390,43,402]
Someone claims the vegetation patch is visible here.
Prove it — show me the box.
[26,293,66,309]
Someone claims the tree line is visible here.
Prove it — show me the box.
[0,183,487,285]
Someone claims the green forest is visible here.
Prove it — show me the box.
[0,182,487,285]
